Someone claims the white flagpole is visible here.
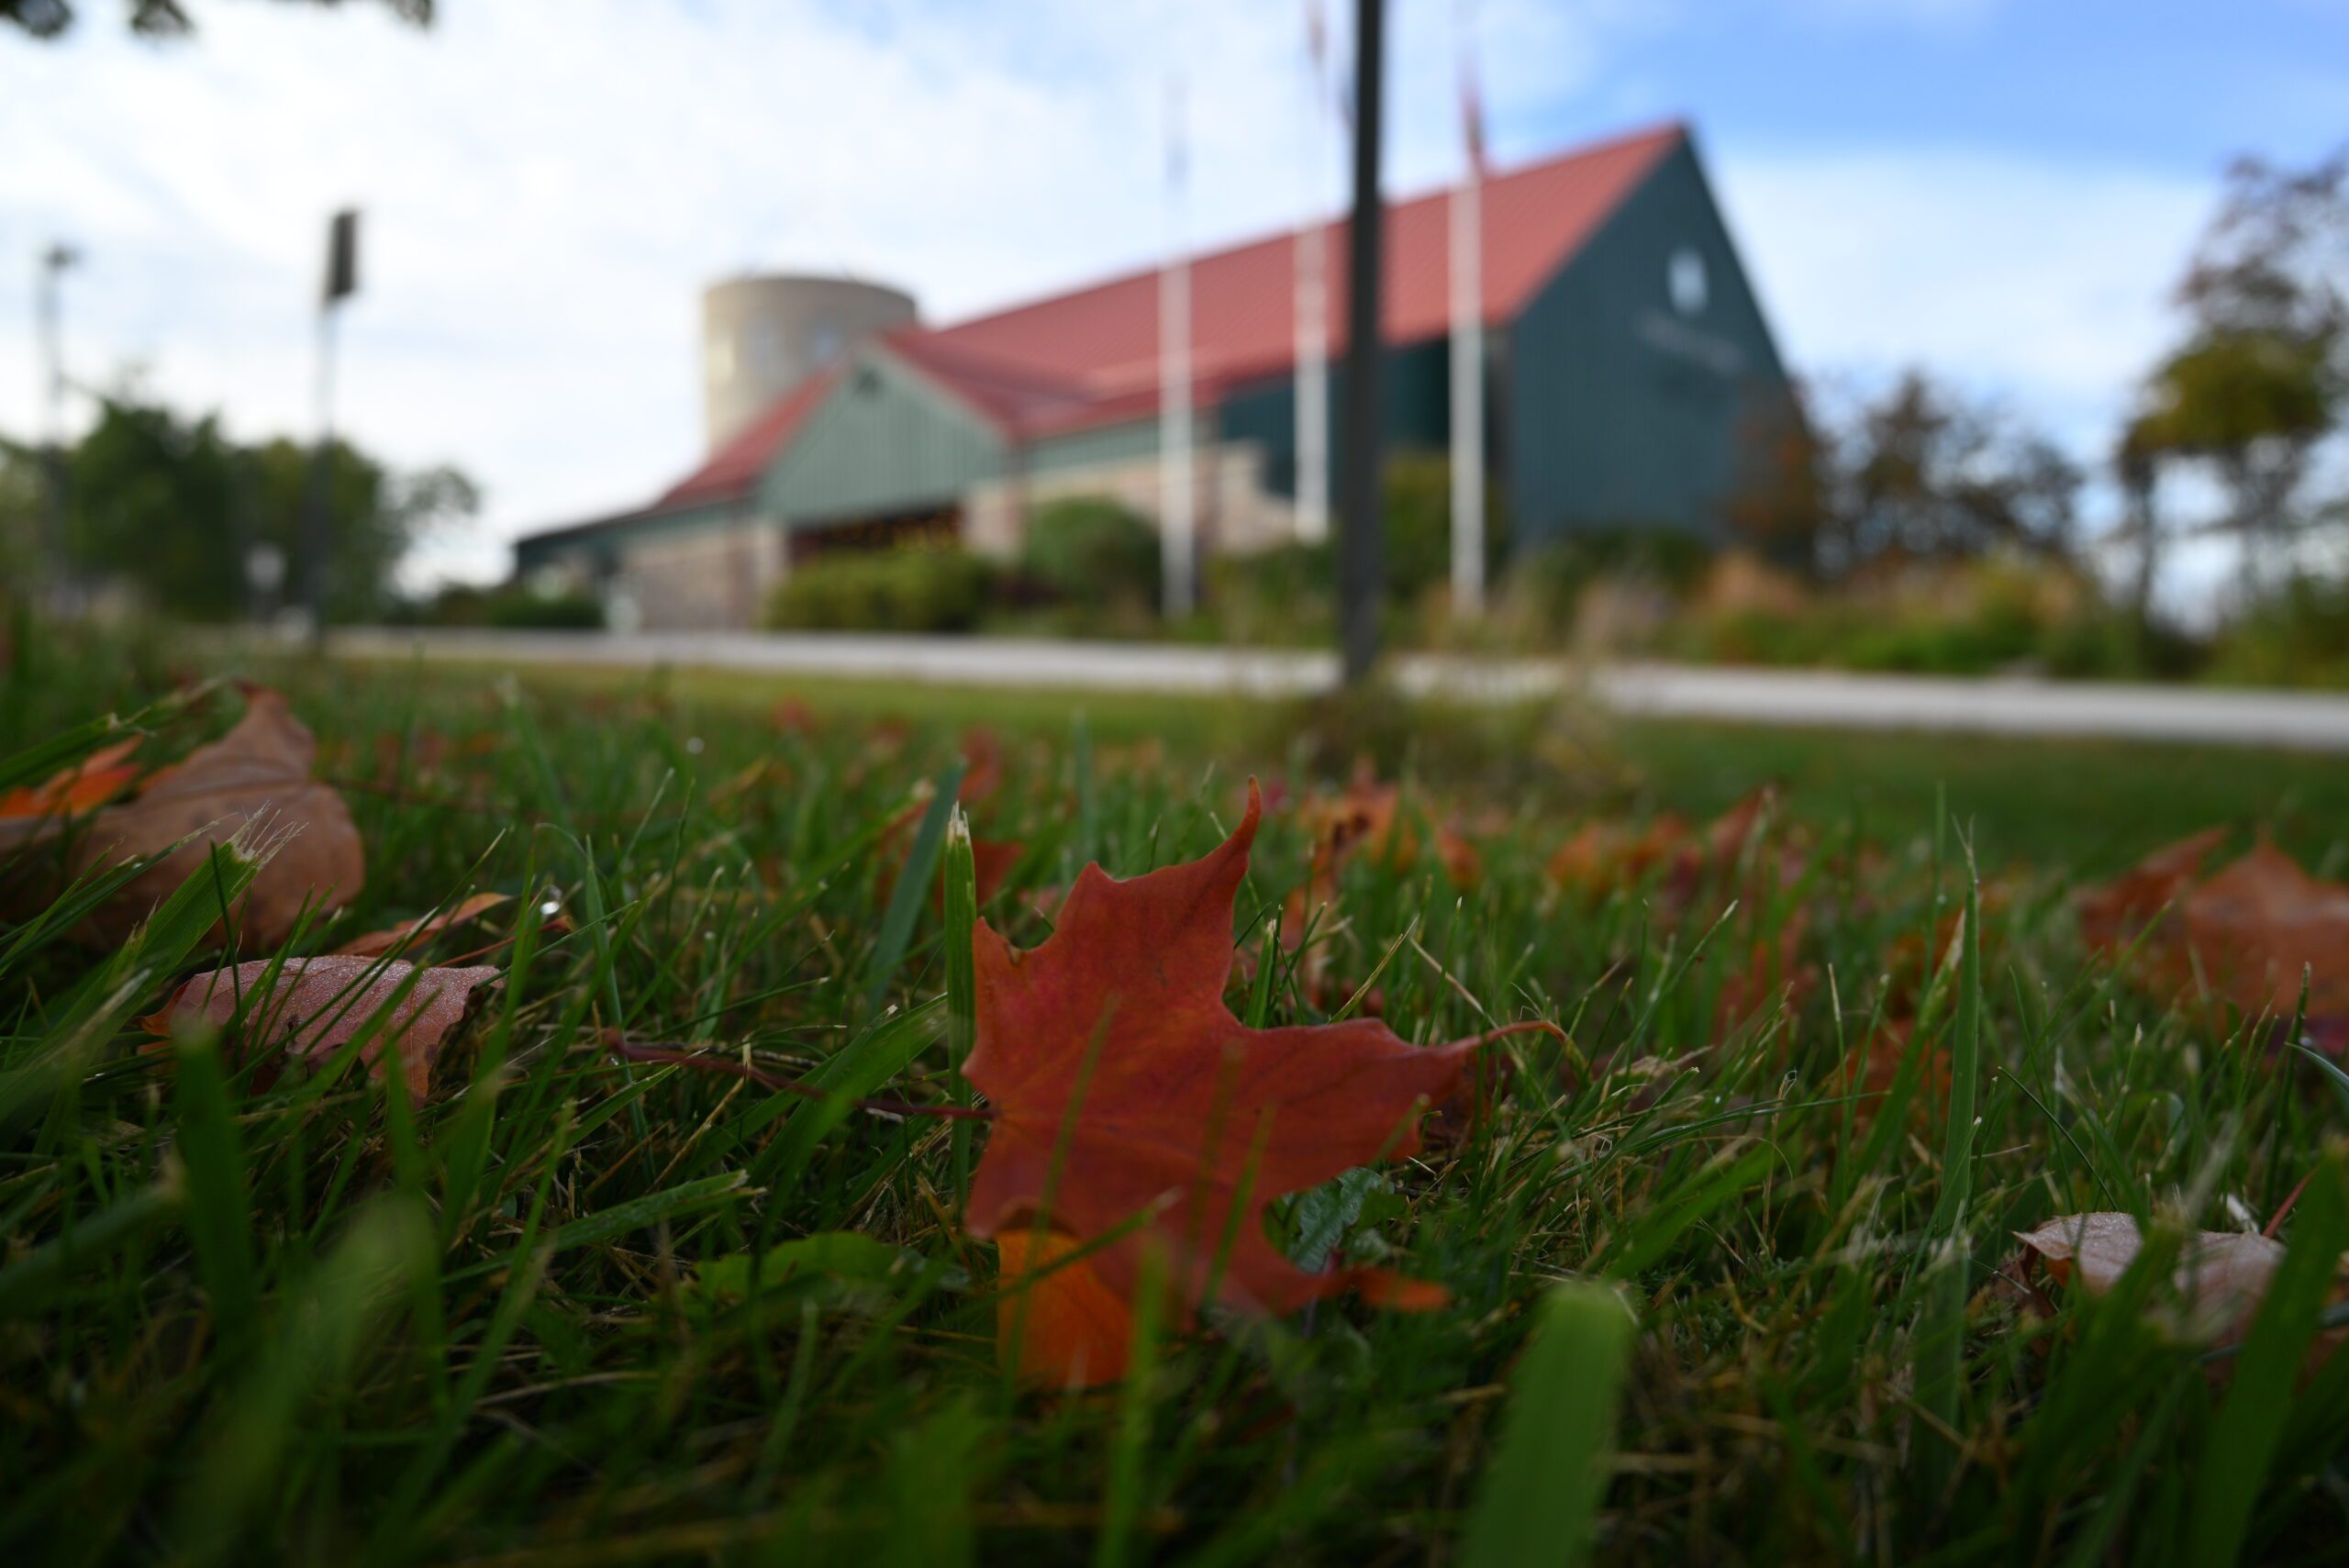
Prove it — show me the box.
[1449,0,1486,614]
[1161,73,1197,619]
[1294,0,1331,546]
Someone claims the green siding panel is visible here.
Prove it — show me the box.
[1029,417,1162,476]
[1217,339,1452,500]
[762,352,1006,527]
[514,498,741,576]
[1506,138,1794,550]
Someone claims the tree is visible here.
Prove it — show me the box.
[67,397,242,617]
[63,392,474,622]
[2122,148,2347,590]
[1725,384,1830,574]
[1381,450,1505,604]
[0,439,43,588]
[1819,371,2081,575]
[2114,417,2165,622]
[3,0,429,39]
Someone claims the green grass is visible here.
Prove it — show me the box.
[4,628,2349,1564]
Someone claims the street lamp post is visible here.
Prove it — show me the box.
[35,241,80,606]
[301,209,360,645]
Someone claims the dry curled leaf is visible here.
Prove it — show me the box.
[2074,828,2228,955]
[964,780,1501,1386]
[334,892,514,959]
[150,955,501,1099]
[1546,814,1687,895]
[52,690,364,948]
[2012,1210,2348,1353]
[1290,765,1480,909]
[2078,831,2349,1032]
[1280,768,1479,1013]
[1549,787,1790,908]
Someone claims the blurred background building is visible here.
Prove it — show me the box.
[699,274,918,452]
[516,121,1790,631]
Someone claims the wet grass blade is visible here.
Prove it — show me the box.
[2186,1151,2349,1564]
[863,762,963,1015]
[172,1197,431,1565]
[1460,1283,1637,1568]
[170,1029,260,1362]
[941,806,979,1204]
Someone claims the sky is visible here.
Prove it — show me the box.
[4,0,2346,589]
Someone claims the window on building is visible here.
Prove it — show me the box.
[1668,246,1709,317]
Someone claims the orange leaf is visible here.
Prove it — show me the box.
[1547,814,1689,895]
[1283,770,1478,982]
[151,955,501,1099]
[0,737,140,821]
[995,1229,1139,1388]
[963,780,1484,1385]
[2074,827,2227,955]
[2079,831,2349,1029]
[334,892,514,959]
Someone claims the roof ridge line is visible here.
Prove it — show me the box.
[934,117,1686,335]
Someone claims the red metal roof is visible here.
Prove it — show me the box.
[576,122,1683,525]
[925,120,1685,400]
[874,328,1097,432]
[655,360,844,509]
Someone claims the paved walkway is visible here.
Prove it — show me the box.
[317,628,2349,753]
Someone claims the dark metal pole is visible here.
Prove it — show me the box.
[1337,0,1386,685]
[36,242,78,610]
[300,306,338,644]
[303,209,359,647]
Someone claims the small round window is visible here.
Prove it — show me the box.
[1668,247,1708,317]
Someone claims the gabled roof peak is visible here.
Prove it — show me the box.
[525,120,1687,540]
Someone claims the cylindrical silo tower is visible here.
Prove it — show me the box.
[701,273,919,451]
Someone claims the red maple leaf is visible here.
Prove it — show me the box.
[964,780,1542,1383]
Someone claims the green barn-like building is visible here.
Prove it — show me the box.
[516,121,1792,629]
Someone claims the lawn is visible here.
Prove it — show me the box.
[5,630,2348,1565]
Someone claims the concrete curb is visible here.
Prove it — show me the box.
[273,628,2349,753]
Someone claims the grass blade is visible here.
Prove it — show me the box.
[1460,1283,1637,1568]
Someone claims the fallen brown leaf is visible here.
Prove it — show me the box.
[2078,831,2349,1032]
[150,954,501,1099]
[55,690,364,948]
[2012,1210,2348,1350]
[334,892,514,959]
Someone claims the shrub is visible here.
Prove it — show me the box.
[2209,573,2349,687]
[484,587,604,630]
[1210,541,1335,646]
[765,545,995,633]
[2040,609,2201,681]
[1508,529,1716,634]
[1377,450,1509,604]
[1659,555,2174,678]
[1021,497,1161,609]
[423,582,604,630]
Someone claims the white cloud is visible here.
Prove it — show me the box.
[7,0,1584,584]
[0,0,2224,590]
[1714,145,2212,451]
